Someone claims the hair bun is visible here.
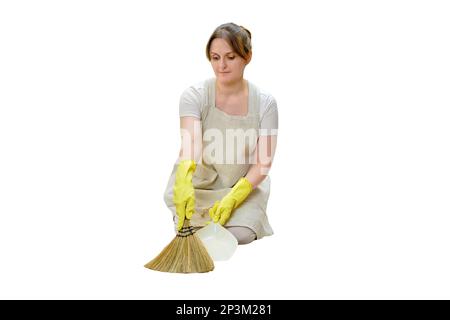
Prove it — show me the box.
[240,26,252,39]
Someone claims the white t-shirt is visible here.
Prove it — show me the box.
[179,80,278,133]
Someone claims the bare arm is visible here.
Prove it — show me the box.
[245,134,278,189]
[177,116,202,163]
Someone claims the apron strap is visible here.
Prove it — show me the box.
[248,80,261,124]
[200,78,215,120]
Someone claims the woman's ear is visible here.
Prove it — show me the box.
[245,52,252,65]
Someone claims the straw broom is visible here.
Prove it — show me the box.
[144,217,214,273]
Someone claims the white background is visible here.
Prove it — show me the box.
[1,0,449,299]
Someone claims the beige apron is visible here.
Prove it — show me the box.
[164,78,274,239]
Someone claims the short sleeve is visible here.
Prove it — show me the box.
[179,86,202,119]
[259,95,278,136]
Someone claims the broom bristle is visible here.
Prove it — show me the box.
[144,221,214,273]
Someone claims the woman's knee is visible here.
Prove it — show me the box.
[226,226,257,245]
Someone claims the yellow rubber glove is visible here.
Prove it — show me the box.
[173,159,196,230]
[209,177,253,225]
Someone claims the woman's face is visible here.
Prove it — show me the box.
[209,38,250,85]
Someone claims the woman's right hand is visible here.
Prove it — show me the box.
[173,159,196,230]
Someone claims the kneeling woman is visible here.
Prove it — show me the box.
[164,22,278,245]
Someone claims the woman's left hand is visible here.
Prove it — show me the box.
[208,200,233,225]
[208,177,253,225]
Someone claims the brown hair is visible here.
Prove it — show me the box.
[206,22,252,62]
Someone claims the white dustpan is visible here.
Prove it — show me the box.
[196,222,238,261]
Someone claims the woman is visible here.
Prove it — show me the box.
[163,22,278,245]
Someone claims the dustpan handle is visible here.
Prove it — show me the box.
[180,206,214,232]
